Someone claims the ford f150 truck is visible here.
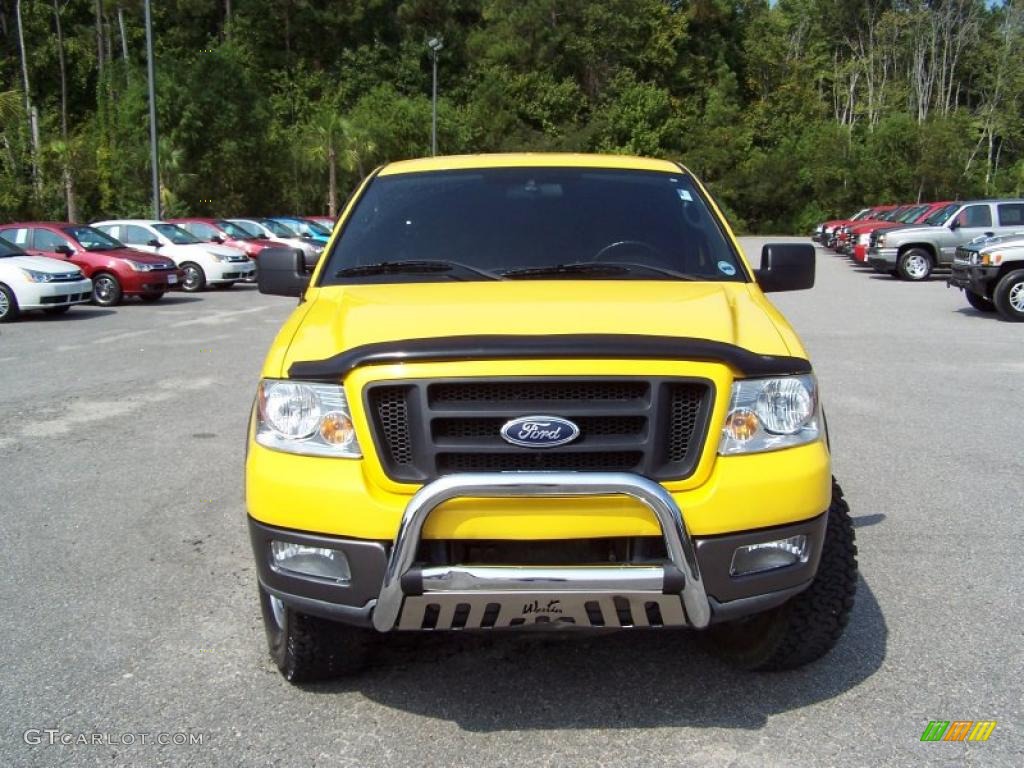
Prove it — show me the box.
[247,153,857,682]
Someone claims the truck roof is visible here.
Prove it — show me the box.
[379,153,684,176]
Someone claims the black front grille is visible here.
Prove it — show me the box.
[365,377,713,483]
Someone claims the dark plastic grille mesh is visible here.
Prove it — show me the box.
[368,387,413,466]
[429,381,648,405]
[437,451,644,473]
[432,416,646,440]
[667,384,704,463]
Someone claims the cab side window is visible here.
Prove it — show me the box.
[958,205,992,228]
[33,229,70,252]
[997,203,1024,226]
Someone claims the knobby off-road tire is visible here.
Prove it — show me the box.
[965,290,996,313]
[706,480,858,671]
[259,585,372,683]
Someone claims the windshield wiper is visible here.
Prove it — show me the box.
[501,261,699,280]
[335,260,501,280]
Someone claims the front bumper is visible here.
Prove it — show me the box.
[947,263,997,294]
[208,260,256,284]
[250,472,826,632]
[121,269,180,294]
[867,247,898,270]
[16,278,94,309]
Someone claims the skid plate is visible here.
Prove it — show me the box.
[396,591,688,630]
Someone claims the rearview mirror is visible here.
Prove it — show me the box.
[258,247,310,298]
[756,243,815,293]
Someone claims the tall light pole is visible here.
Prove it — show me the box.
[427,36,443,157]
[144,0,161,218]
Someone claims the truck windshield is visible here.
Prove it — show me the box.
[322,168,747,284]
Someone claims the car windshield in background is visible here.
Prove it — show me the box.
[301,219,331,236]
[260,219,297,237]
[322,168,746,285]
[64,226,123,251]
[153,223,202,245]
[216,220,254,239]
[186,222,220,240]
[0,235,26,257]
[924,203,959,226]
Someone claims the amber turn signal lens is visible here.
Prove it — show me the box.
[724,409,759,441]
[319,411,355,446]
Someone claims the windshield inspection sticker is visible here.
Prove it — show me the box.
[718,261,737,276]
[676,189,693,201]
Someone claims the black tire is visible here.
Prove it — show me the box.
[139,292,164,303]
[91,272,123,306]
[965,290,996,313]
[180,262,206,292]
[259,584,371,683]
[44,305,72,315]
[993,269,1024,322]
[0,284,19,323]
[896,248,933,281]
[705,479,858,671]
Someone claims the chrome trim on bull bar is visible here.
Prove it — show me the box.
[372,472,711,632]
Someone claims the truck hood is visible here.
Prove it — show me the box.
[280,281,798,372]
[881,224,940,240]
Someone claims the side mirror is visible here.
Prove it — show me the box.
[950,219,961,230]
[756,243,815,293]
[54,244,74,256]
[258,247,310,297]
[147,238,162,248]
[210,235,224,244]
[300,232,312,239]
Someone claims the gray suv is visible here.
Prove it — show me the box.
[867,199,1024,280]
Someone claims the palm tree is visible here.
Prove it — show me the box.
[304,109,375,217]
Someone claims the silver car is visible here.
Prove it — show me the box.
[867,199,1024,280]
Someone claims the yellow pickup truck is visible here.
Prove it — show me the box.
[247,153,857,682]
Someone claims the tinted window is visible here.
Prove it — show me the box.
[120,225,153,245]
[958,205,992,228]
[33,229,71,251]
[215,220,254,239]
[997,203,1024,226]
[0,235,26,257]
[323,168,744,284]
[152,223,201,244]
[0,227,31,247]
[182,221,220,240]
[65,226,123,251]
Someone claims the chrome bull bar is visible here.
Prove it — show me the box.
[372,472,711,632]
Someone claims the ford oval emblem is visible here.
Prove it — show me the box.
[500,415,580,449]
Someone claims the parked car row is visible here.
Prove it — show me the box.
[0,215,334,322]
[813,199,1024,321]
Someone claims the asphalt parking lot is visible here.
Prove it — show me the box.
[1,237,1021,767]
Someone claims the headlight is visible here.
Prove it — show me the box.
[858,234,870,245]
[719,375,820,455]
[982,252,1004,266]
[125,259,155,272]
[255,379,361,458]
[876,234,886,246]
[19,268,55,283]
[211,252,231,262]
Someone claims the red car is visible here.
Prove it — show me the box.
[0,222,180,305]
[169,218,280,261]
[850,202,957,263]
[817,205,895,249]
[834,205,918,254]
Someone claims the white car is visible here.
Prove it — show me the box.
[227,218,321,270]
[91,219,255,292]
[0,235,93,322]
